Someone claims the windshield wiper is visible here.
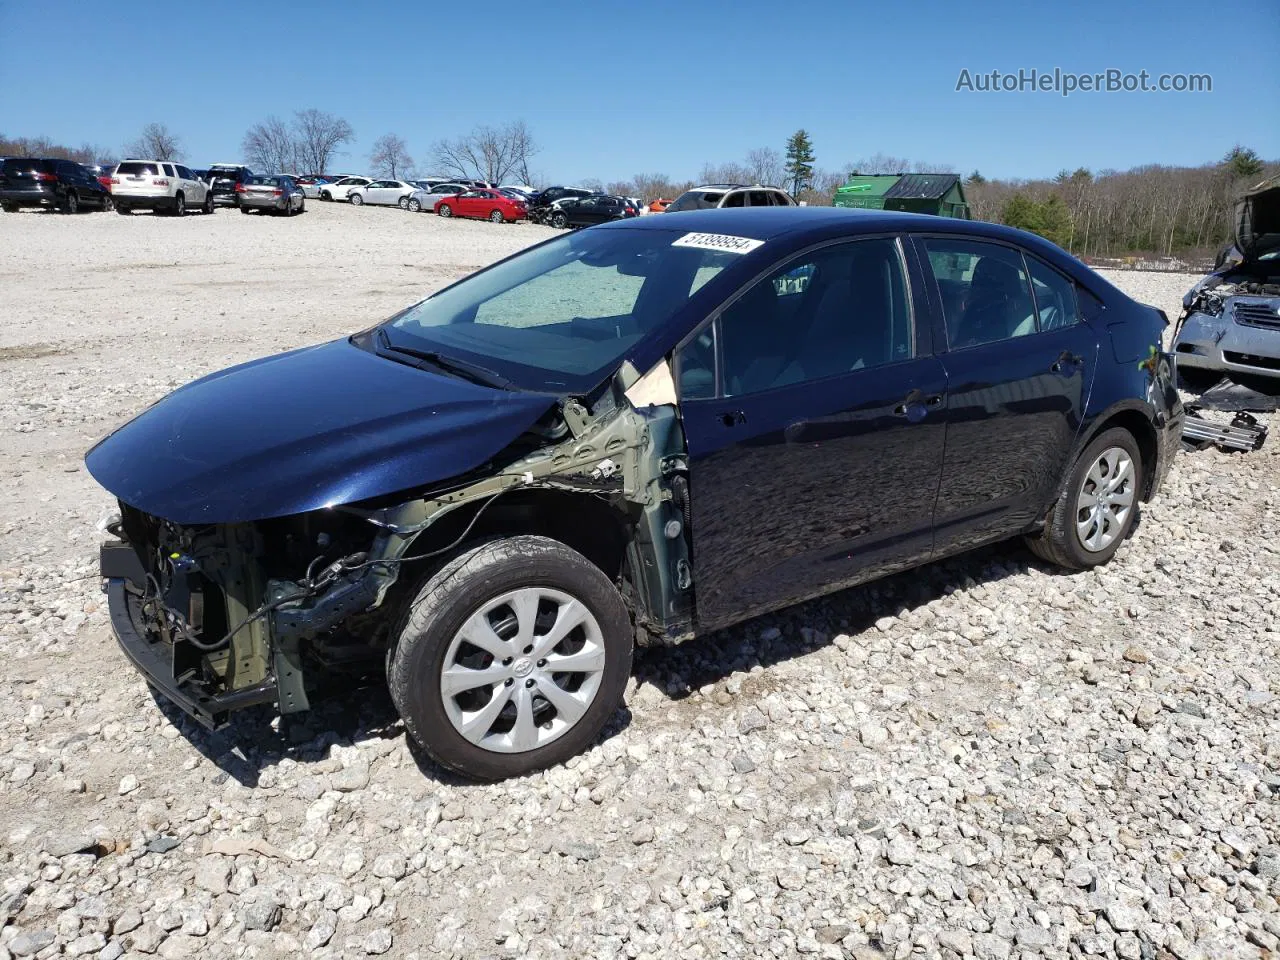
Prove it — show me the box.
[376,328,512,389]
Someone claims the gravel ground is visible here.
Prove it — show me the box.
[0,204,1276,960]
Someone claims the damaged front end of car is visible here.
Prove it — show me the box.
[98,369,694,730]
[1174,177,1280,381]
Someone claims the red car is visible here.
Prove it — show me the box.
[434,188,526,223]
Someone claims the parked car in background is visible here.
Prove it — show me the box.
[548,194,638,229]
[88,164,116,191]
[1173,176,1280,387]
[348,180,417,208]
[237,175,306,216]
[414,182,468,212]
[527,185,594,224]
[318,176,371,201]
[435,188,527,223]
[665,184,796,212]
[112,160,212,216]
[295,176,331,199]
[88,208,1181,781]
[0,158,113,213]
[206,165,255,207]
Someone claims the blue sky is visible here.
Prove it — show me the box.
[1,0,1275,183]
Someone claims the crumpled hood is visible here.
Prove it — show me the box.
[1236,177,1280,261]
[85,338,554,523]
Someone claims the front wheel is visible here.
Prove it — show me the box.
[63,191,80,214]
[240,205,252,214]
[489,209,505,223]
[389,536,632,782]
[349,192,364,206]
[115,203,131,215]
[320,191,332,201]
[100,195,114,213]
[173,193,185,217]
[437,203,453,218]
[1026,427,1143,570]
[407,198,421,213]
[549,211,568,229]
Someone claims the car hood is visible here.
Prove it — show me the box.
[1236,176,1280,261]
[85,338,554,524]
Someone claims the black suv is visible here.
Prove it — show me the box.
[527,185,595,224]
[205,164,255,206]
[0,158,113,213]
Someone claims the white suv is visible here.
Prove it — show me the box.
[664,183,796,212]
[111,160,212,216]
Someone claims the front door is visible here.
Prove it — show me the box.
[678,236,947,631]
[916,236,1099,555]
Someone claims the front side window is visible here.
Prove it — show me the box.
[680,238,914,399]
[386,229,738,392]
[723,192,746,208]
[923,238,1037,349]
[666,191,723,212]
[1027,257,1081,331]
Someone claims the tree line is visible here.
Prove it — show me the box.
[5,119,1272,260]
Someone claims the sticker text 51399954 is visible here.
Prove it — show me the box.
[671,232,765,255]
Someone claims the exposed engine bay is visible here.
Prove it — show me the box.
[103,375,693,728]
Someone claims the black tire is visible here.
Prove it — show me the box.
[100,195,113,213]
[115,203,131,215]
[320,190,332,201]
[388,535,633,782]
[349,192,364,206]
[240,205,253,214]
[1026,426,1143,570]
[0,202,17,213]
[437,203,452,218]
[398,196,409,210]
[489,209,505,223]
[202,192,214,215]
[1176,367,1220,393]
[173,193,185,217]
[297,197,305,215]
[550,210,568,229]
[407,198,421,213]
[63,191,80,214]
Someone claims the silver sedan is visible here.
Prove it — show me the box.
[238,176,306,216]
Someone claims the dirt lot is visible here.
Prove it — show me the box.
[0,203,1276,960]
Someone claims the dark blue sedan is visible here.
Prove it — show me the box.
[87,208,1182,781]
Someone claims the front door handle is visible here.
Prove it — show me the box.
[893,393,943,421]
[1051,351,1083,374]
[720,409,746,427]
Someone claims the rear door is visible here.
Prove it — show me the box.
[916,235,1098,555]
[677,236,947,631]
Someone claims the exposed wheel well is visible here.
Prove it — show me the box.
[1079,409,1159,500]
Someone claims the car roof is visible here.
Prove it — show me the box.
[593,206,1066,249]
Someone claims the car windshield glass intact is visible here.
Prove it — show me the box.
[384,229,740,392]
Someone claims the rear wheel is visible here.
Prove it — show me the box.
[297,197,305,214]
[63,191,80,214]
[100,195,113,213]
[398,196,409,210]
[489,209,505,223]
[437,203,453,218]
[115,203,131,215]
[320,190,332,201]
[388,536,632,782]
[0,202,17,213]
[1026,427,1143,570]
[407,198,421,213]
[202,192,214,215]
[240,205,252,214]
[349,192,364,206]
[173,193,185,217]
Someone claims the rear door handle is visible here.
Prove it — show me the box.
[893,393,943,421]
[720,410,746,427]
[1051,351,1083,374]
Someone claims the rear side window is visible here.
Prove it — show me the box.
[116,161,161,176]
[723,192,745,208]
[1027,258,1081,331]
[923,238,1038,349]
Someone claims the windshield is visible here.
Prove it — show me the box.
[666,191,723,212]
[384,228,738,392]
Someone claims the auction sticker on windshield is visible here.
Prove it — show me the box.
[672,232,765,254]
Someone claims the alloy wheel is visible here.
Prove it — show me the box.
[1076,447,1135,552]
[438,587,607,754]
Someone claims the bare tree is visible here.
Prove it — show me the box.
[293,109,354,175]
[241,117,297,173]
[123,122,182,161]
[369,133,414,179]
[745,147,786,186]
[431,120,539,185]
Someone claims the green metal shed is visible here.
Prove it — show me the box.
[832,172,971,219]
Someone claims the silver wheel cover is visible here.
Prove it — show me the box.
[439,587,606,754]
[1076,447,1135,552]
